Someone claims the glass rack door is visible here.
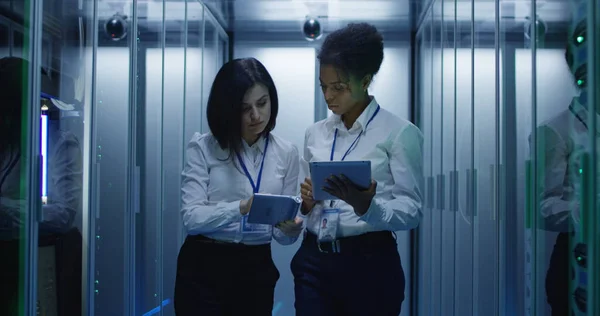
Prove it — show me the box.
[0,1,41,315]
[524,0,598,315]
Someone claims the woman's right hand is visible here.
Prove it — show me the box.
[300,177,316,215]
[240,196,254,215]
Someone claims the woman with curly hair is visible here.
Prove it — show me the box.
[292,23,424,315]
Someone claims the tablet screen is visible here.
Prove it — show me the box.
[309,160,371,201]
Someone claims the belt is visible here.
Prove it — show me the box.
[186,234,270,249]
[303,230,396,254]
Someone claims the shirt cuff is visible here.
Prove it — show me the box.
[358,198,383,225]
[297,210,308,219]
[226,200,244,222]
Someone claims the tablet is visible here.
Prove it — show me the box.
[309,160,372,201]
[247,193,302,226]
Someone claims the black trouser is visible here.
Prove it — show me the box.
[0,228,82,316]
[291,231,405,316]
[545,232,570,316]
[0,237,20,316]
[174,235,280,316]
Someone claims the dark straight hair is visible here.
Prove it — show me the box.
[0,57,27,153]
[206,57,279,160]
[0,57,28,182]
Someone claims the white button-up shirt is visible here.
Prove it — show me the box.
[300,96,424,237]
[533,97,600,232]
[0,130,82,239]
[181,132,300,245]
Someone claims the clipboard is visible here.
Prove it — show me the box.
[309,160,372,201]
[247,193,302,226]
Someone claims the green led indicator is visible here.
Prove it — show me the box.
[577,79,585,86]
[95,280,99,284]
[577,256,582,261]
[577,36,584,43]
[579,168,583,174]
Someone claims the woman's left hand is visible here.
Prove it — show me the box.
[323,175,377,216]
[275,217,304,237]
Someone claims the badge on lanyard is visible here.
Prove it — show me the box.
[330,105,380,161]
[237,137,271,234]
[318,208,340,242]
[319,105,380,242]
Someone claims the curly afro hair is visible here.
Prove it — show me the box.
[317,22,384,81]
[565,44,573,70]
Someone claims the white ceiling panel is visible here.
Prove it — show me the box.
[230,0,410,21]
[435,0,572,22]
[204,0,413,32]
[94,0,574,34]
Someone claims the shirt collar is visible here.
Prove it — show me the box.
[242,134,267,154]
[325,96,379,132]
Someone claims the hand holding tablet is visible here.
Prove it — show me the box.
[309,160,377,216]
[324,174,377,215]
[309,161,372,201]
[247,193,302,226]
[300,177,317,214]
[274,217,304,237]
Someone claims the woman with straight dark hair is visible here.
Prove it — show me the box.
[292,23,424,315]
[174,57,303,316]
[0,57,83,316]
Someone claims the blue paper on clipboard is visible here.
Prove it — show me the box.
[309,160,372,201]
[247,193,302,226]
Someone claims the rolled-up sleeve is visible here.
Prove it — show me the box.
[530,125,579,232]
[272,145,301,245]
[41,132,82,233]
[360,124,424,231]
[181,133,242,235]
